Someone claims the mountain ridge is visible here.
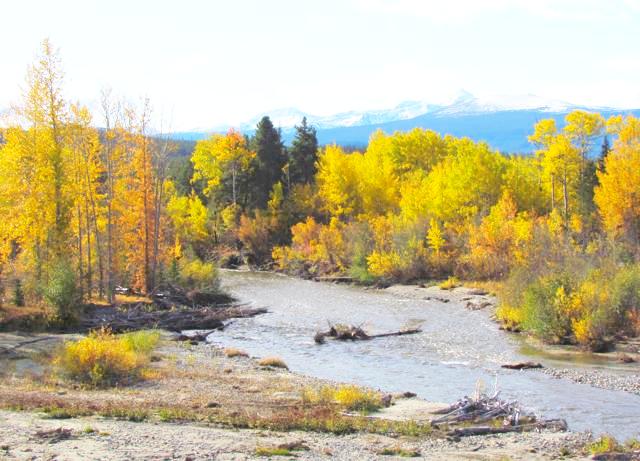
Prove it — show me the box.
[171,92,639,153]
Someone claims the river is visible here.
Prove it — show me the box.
[210,270,640,439]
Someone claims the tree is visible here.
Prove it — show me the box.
[594,116,640,247]
[191,129,255,207]
[540,135,581,220]
[288,117,318,186]
[599,135,611,171]
[250,117,287,208]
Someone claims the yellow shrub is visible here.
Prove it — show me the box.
[571,317,593,346]
[333,385,383,413]
[496,303,524,329]
[439,276,459,290]
[54,329,159,387]
[367,250,403,278]
[302,384,383,414]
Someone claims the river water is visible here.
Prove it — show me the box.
[211,270,640,439]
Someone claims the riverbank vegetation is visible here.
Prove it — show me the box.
[1,41,639,352]
[54,329,160,387]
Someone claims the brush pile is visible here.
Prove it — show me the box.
[431,390,567,437]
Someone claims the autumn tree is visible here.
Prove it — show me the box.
[594,115,640,248]
[192,129,255,209]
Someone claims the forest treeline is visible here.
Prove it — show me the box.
[1,41,639,350]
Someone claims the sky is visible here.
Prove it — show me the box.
[1,0,639,130]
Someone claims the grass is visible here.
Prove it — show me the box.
[54,328,160,387]
[378,446,421,457]
[257,357,288,369]
[302,384,384,414]
[255,446,294,457]
[224,348,249,358]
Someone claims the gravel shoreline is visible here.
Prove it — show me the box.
[0,409,593,460]
[538,367,640,395]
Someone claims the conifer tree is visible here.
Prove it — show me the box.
[288,117,318,186]
[250,116,287,208]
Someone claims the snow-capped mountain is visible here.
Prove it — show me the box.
[198,91,615,134]
[172,92,636,153]
[207,99,443,133]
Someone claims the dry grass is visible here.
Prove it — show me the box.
[378,446,421,457]
[258,357,289,369]
[224,348,249,358]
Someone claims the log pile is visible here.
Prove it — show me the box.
[314,323,421,344]
[431,391,567,437]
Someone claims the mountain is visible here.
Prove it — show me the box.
[171,93,639,153]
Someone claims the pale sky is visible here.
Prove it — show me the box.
[1,0,639,130]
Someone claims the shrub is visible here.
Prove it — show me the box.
[12,279,24,307]
[302,385,384,414]
[520,274,575,344]
[588,435,620,455]
[609,265,640,336]
[54,329,160,387]
[179,258,219,292]
[333,385,383,413]
[439,276,459,290]
[224,348,249,358]
[257,357,288,369]
[44,261,81,325]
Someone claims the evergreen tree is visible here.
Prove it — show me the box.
[289,117,319,186]
[250,116,287,208]
[599,135,611,171]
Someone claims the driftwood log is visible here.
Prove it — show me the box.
[81,305,266,333]
[449,419,567,437]
[501,362,544,370]
[314,323,421,344]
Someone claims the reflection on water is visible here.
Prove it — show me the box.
[212,270,640,439]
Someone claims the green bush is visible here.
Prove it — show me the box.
[520,273,574,344]
[44,261,80,325]
[12,279,25,307]
[608,265,640,335]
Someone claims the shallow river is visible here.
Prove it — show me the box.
[211,270,640,439]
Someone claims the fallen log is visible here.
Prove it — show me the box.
[449,419,567,437]
[501,362,543,370]
[0,336,58,356]
[81,306,267,333]
[314,323,421,344]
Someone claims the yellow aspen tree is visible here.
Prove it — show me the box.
[594,116,640,245]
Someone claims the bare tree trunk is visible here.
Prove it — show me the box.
[101,90,115,304]
[563,173,569,222]
[84,200,92,298]
[77,205,84,300]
